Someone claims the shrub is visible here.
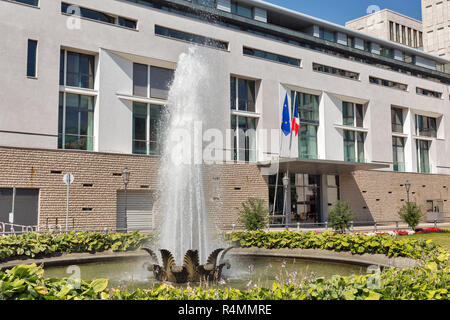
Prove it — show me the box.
[0,231,154,262]
[238,198,269,231]
[226,231,440,259]
[399,202,423,230]
[328,201,355,234]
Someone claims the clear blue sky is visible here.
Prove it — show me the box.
[265,0,422,26]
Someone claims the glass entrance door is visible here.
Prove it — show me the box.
[291,174,321,223]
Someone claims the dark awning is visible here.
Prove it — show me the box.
[258,158,389,175]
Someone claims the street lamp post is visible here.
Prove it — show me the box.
[122,167,131,233]
[405,180,411,203]
[282,173,290,229]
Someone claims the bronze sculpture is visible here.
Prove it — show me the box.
[142,247,234,283]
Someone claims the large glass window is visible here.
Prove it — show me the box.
[231,116,257,162]
[416,87,442,99]
[391,107,404,133]
[393,137,406,172]
[369,76,408,91]
[299,125,318,159]
[344,130,365,163]
[58,93,94,150]
[27,40,37,77]
[416,140,430,173]
[313,63,359,80]
[290,91,320,160]
[62,51,95,89]
[231,1,253,19]
[133,63,148,97]
[230,77,256,112]
[12,0,39,6]
[132,102,163,155]
[155,25,228,50]
[416,115,437,137]
[150,66,174,100]
[243,47,300,67]
[342,102,364,127]
[61,3,137,29]
[133,63,174,99]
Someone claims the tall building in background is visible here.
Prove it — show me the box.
[422,0,450,61]
[346,9,423,49]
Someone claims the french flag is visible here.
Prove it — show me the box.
[291,92,300,136]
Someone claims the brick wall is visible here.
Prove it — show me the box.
[340,170,450,222]
[0,147,269,231]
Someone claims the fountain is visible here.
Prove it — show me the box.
[152,45,231,282]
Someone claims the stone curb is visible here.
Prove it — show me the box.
[228,248,419,269]
[0,250,149,271]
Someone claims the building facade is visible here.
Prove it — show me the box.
[422,0,450,60]
[0,0,450,232]
[346,9,424,50]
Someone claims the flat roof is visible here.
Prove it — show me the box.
[239,0,449,64]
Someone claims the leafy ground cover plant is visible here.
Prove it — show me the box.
[0,231,154,262]
[226,231,439,259]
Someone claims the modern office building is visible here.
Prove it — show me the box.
[422,0,450,60]
[346,9,424,50]
[0,0,449,232]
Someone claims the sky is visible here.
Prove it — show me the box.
[264,0,422,26]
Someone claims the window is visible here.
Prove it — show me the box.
[133,63,148,97]
[61,2,137,29]
[319,28,336,42]
[231,116,257,162]
[369,76,408,91]
[150,66,174,99]
[389,22,394,41]
[413,30,418,48]
[416,87,442,99]
[344,130,365,163]
[60,50,95,89]
[26,40,37,77]
[243,47,300,67]
[231,1,253,19]
[298,125,318,159]
[407,28,412,47]
[133,63,174,99]
[313,63,359,80]
[155,25,228,50]
[416,140,430,173]
[192,0,216,8]
[230,77,256,112]
[393,137,406,172]
[395,23,400,42]
[380,46,394,58]
[10,0,38,6]
[391,107,404,133]
[58,93,95,150]
[291,91,320,159]
[416,115,437,137]
[401,26,406,44]
[342,102,364,127]
[132,102,163,155]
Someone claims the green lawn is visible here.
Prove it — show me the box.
[403,233,450,250]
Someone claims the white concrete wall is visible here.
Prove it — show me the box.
[0,0,449,175]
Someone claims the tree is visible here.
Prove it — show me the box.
[398,202,423,230]
[328,201,355,234]
[238,198,269,231]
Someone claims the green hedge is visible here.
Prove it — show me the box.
[227,231,439,259]
[0,231,154,262]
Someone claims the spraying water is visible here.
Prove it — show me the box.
[158,46,227,265]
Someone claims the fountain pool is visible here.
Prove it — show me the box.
[43,256,365,291]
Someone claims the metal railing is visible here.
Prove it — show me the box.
[0,222,38,236]
[221,216,450,233]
